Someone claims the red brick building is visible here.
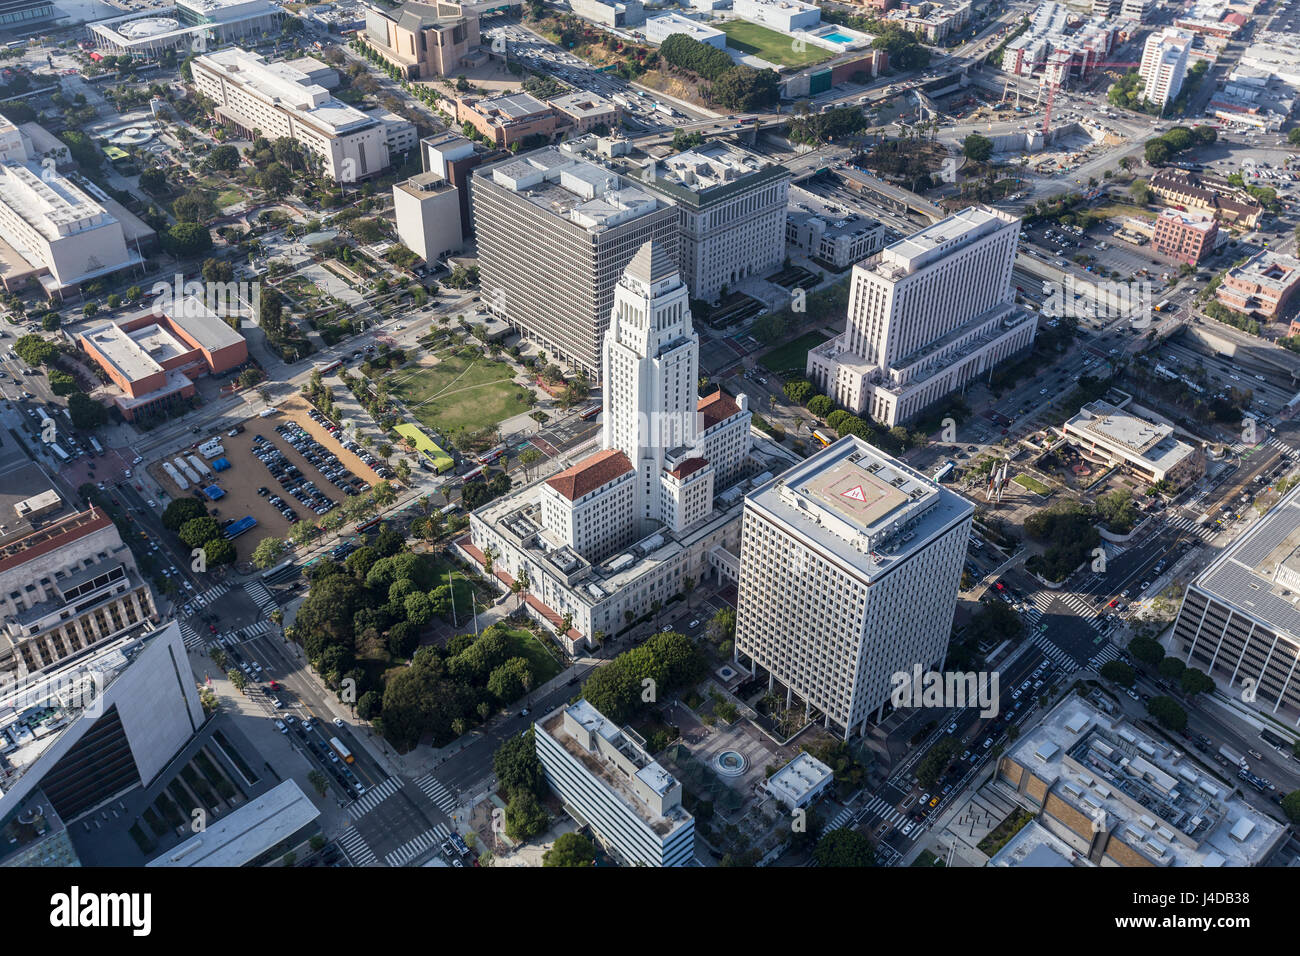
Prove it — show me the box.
[79,296,249,421]
[1151,208,1217,266]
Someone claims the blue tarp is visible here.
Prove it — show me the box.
[211,457,232,472]
[203,485,225,500]
[223,515,257,539]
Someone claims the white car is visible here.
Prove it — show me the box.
[132,456,143,464]
[333,717,345,728]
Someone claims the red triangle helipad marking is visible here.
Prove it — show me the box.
[841,484,867,502]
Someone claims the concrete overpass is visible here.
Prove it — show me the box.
[824,166,946,223]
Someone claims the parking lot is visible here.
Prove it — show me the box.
[145,397,393,560]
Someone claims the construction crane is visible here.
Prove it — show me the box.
[1040,61,1141,136]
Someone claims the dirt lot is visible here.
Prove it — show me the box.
[147,395,388,560]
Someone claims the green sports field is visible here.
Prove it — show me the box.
[720,20,832,67]
[388,354,531,435]
[759,330,831,373]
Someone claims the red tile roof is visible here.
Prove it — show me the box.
[666,457,708,480]
[0,508,113,574]
[698,389,741,429]
[546,449,633,501]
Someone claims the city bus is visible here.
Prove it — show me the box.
[314,358,343,374]
[88,436,104,455]
[1154,299,1172,313]
[813,429,834,447]
[439,503,460,516]
[477,445,507,466]
[460,465,485,484]
[329,737,354,764]
[578,402,601,421]
[355,516,383,534]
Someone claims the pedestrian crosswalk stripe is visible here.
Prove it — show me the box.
[179,621,204,650]
[338,828,378,867]
[414,773,458,815]
[244,580,277,613]
[192,583,229,609]
[385,826,446,867]
[348,776,402,819]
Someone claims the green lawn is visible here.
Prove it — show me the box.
[216,188,245,208]
[720,20,832,66]
[501,628,563,685]
[388,354,531,435]
[760,330,831,373]
[1013,473,1052,496]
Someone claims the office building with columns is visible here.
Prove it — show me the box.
[0,508,159,691]
[806,205,1035,426]
[734,436,973,739]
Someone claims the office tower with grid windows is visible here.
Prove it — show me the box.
[806,205,1034,426]
[734,436,973,739]
[470,146,678,378]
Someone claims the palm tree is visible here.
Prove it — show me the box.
[683,576,696,610]
[650,599,663,628]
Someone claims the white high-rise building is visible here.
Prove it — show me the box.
[734,436,973,739]
[806,205,1035,426]
[465,241,755,648]
[1140,28,1194,108]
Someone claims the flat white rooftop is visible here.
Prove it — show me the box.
[82,322,165,383]
[877,204,1016,276]
[746,435,973,579]
[0,162,113,240]
[146,779,320,867]
[197,48,376,135]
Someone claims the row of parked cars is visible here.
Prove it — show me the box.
[279,419,371,496]
[252,434,336,519]
[306,407,395,481]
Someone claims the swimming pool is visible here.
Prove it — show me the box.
[821,31,855,43]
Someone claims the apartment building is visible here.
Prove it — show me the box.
[734,436,973,739]
[361,0,482,79]
[1217,250,1300,319]
[192,48,391,183]
[535,699,694,866]
[1139,28,1194,108]
[636,142,789,302]
[1091,0,1155,20]
[470,146,678,376]
[0,508,158,689]
[1151,207,1218,265]
[806,205,1034,426]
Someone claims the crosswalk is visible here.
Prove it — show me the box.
[1166,512,1219,543]
[414,773,458,815]
[236,620,273,640]
[179,620,204,650]
[1267,436,1297,457]
[1089,642,1123,669]
[191,583,229,609]
[825,806,854,831]
[1024,592,1106,634]
[859,795,906,827]
[385,823,452,867]
[1034,635,1077,670]
[348,776,402,819]
[338,827,379,867]
[244,580,277,615]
